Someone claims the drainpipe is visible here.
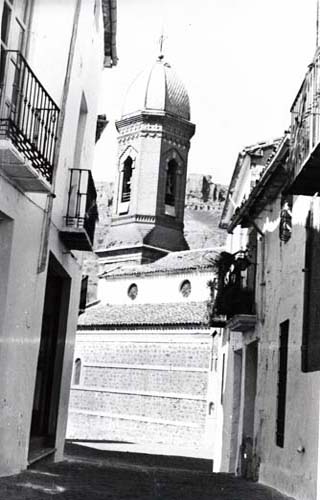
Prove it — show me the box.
[38,0,82,273]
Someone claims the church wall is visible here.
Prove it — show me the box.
[157,138,190,222]
[136,134,162,215]
[115,131,162,217]
[67,331,218,456]
[98,270,213,305]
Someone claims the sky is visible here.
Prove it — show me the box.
[93,0,317,186]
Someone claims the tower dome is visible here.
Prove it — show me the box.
[121,57,191,120]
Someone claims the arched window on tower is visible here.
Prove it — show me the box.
[121,156,133,203]
[165,159,177,216]
[73,358,82,385]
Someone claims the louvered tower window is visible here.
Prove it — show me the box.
[121,156,133,202]
[165,159,177,206]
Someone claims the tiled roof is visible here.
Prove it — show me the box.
[122,58,190,120]
[78,301,210,329]
[228,134,289,232]
[100,248,221,279]
[219,138,282,230]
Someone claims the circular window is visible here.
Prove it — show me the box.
[128,283,138,300]
[180,279,191,298]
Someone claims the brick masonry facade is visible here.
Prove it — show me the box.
[67,332,215,451]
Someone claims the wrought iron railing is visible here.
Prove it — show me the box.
[289,48,320,176]
[0,50,60,183]
[65,169,98,246]
[213,250,255,319]
[121,191,131,202]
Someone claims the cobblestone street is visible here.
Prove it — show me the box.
[0,443,295,500]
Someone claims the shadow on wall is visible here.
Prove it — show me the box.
[217,195,320,485]
[64,441,213,472]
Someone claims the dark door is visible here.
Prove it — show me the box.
[29,255,70,461]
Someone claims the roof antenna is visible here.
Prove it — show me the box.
[317,0,319,48]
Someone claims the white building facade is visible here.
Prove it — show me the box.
[216,46,320,500]
[0,0,116,475]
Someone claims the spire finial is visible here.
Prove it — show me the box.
[158,28,167,60]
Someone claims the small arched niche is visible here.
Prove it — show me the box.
[73,358,82,385]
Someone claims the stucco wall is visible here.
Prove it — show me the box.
[0,0,104,474]
[255,195,320,500]
[220,193,320,500]
[98,270,213,305]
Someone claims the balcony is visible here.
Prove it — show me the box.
[0,51,59,192]
[60,169,98,251]
[213,251,257,332]
[288,48,320,195]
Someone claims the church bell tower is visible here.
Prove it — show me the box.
[99,55,195,264]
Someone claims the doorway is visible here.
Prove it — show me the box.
[28,254,71,463]
[239,340,258,478]
[230,348,243,472]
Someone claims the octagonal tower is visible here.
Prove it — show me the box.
[100,55,195,265]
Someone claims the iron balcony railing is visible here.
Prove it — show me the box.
[64,169,98,248]
[0,50,60,183]
[121,191,131,202]
[213,250,255,319]
[289,47,320,193]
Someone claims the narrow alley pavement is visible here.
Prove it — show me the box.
[0,442,295,500]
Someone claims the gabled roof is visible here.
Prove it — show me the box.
[219,138,282,230]
[228,134,290,232]
[78,301,211,329]
[100,247,221,279]
[102,0,117,67]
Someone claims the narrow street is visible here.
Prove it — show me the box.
[0,443,295,500]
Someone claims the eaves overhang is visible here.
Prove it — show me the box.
[102,0,118,67]
[227,135,290,233]
[219,152,245,230]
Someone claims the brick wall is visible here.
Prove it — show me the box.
[68,412,204,447]
[82,366,208,395]
[67,333,213,450]
[69,390,206,422]
[74,340,210,367]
